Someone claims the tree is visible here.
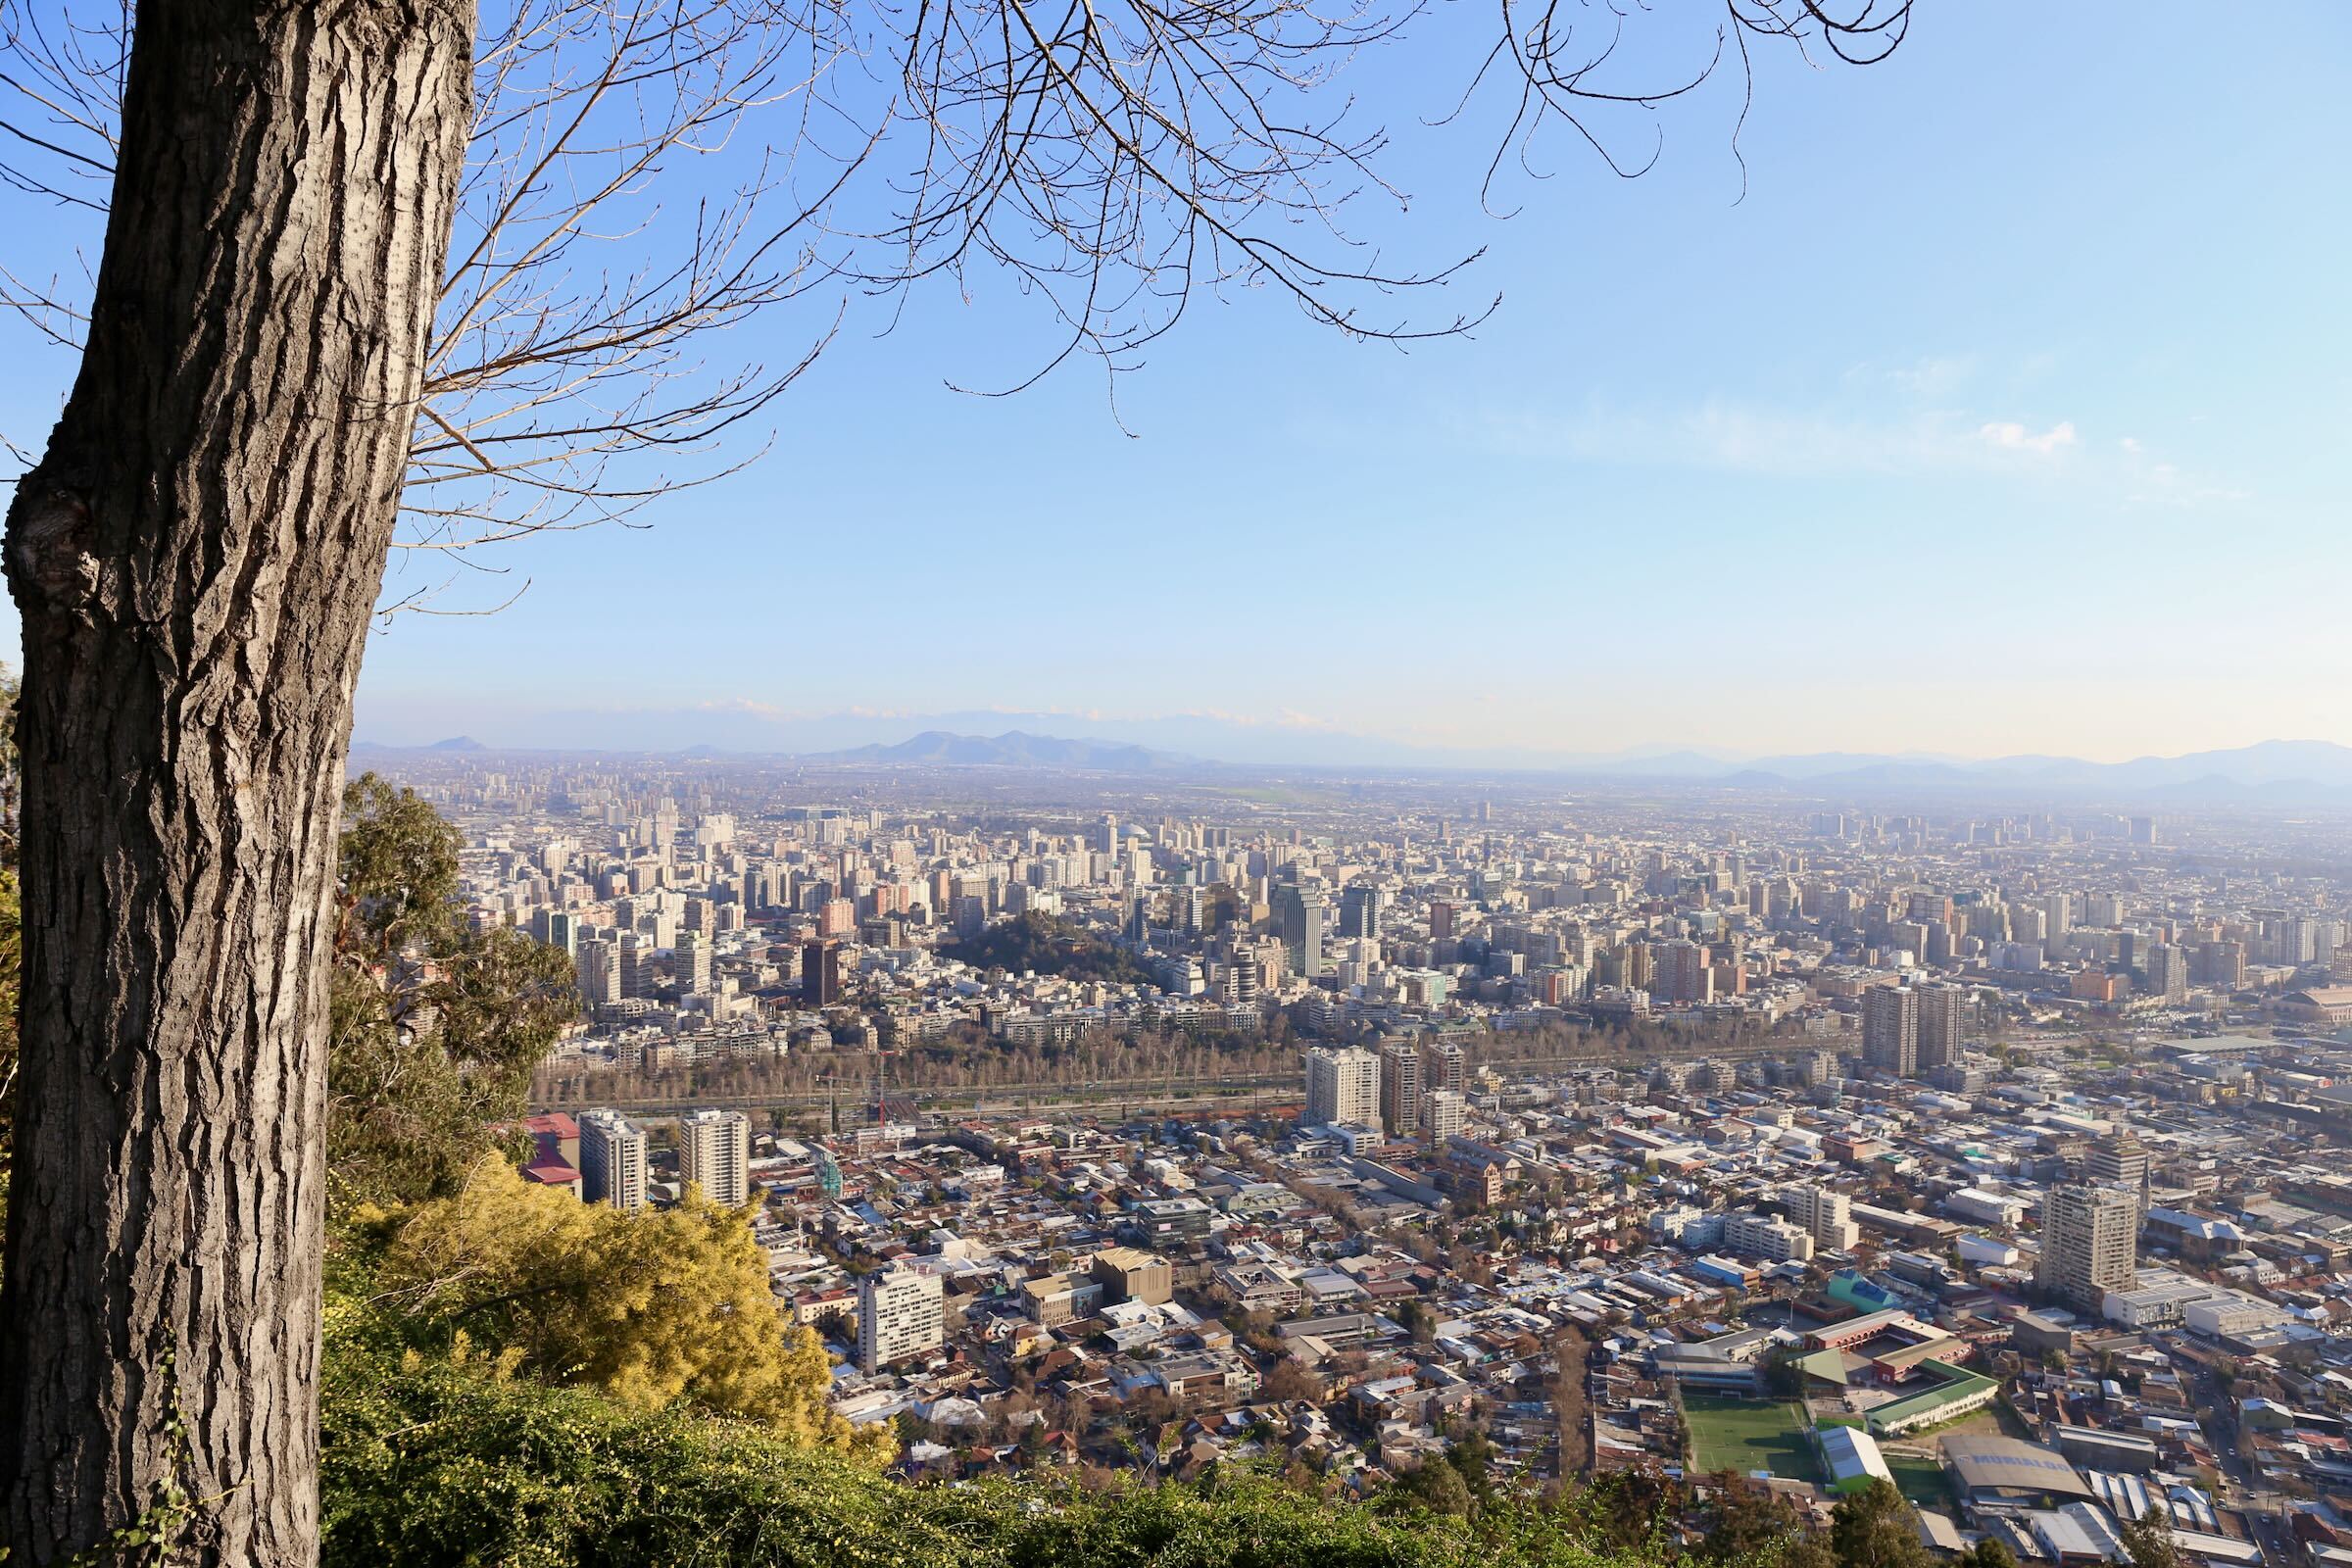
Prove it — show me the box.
[369,1156,888,1461]
[1259,1359,1327,1406]
[1828,1479,1931,1568]
[327,775,577,1208]
[2119,1508,2180,1568]
[1959,1540,2018,1568]
[0,1,1910,1561]
[1697,1475,1809,1563]
[1395,1452,1475,1517]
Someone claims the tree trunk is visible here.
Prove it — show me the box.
[0,4,471,1563]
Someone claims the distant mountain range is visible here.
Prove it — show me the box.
[806,729,1197,772]
[351,711,2352,802]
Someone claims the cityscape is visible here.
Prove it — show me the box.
[1,1,2343,1564]
[359,738,2352,1563]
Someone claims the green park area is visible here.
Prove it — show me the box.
[1683,1396,1820,1483]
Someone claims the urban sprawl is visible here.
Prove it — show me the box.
[377,751,2352,1568]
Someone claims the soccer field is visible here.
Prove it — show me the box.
[1682,1396,1821,1482]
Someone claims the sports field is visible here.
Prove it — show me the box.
[1682,1396,1819,1482]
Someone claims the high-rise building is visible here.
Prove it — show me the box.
[579,1107,649,1210]
[619,934,656,1000]
[2040,893,2075,942]
[803,939,844,1004]
[2036,1183,2138,1312]
[1379,1039,1422,1138]
[576,936,621,1005]
[2086,1135,2150,1191]
[1429,900,1457,941]
[1915,982,1963,1070]
[1339,883,1383,942]
[2197,940,2246,992]
[2145,942,2189,1003]
[1276,884,1329,978]
[1651,938,1713,1006]
[1862,984,1919,1077]
[674,930,711,994]
[1421,1088,1466,1145]
[678,1106,751,1207]
[543,909,579,958]
[1783,1184,1860,1251]
[857,1266,945,1374]
[1424,1040,1468,1098]
[1302,1046,1378,1128]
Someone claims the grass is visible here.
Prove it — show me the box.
[1885,1454,1953,1512]
[1682,1396,1820,1483]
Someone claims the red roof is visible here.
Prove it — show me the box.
[521,1158,581,1186]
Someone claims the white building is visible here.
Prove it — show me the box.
[678,1106,751,1208]
[858,1266,945,1374]
[1303,1047,1379,1129]
[579,1107,649,1210]
[1421,1088,1467,1145]
[1784,1184,1861,1251]
[1724,1211,1815,1264]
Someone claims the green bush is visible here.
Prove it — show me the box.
[320,1329,1701,1568]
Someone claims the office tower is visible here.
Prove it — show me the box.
[619,935,655,1000]
[1915,982,1963,1070]
[678,1107,751,1207]
[803,940,844,1004]
[1862,984,1919,1077]
[1424,1040,1467,1098]
[1302,1046,1379,1128]
[544,909,579,958]
[674,931,711,994]
[2197,940,2245,991]
[1339,883,1383,941]
[1651,938,1711,1006]
[2040,893,2074,942]
[1093,812,1120,857]
[1379,1039,1422,1138]
[2146,942,2189,1003]
[857,1266,945,1374]
[576,937,620,1005]
[2130,816,2158,846]
[1276,884,1329,978]
[2087,1135,2149,1191]
[1784,1184,1860,1251]
[1421,1088,1467,1145]
[1429,900,1457,940]
[2036,1184,2138,1312]
[579,1108,649,1210]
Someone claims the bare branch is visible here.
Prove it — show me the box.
[0,0,1909,605]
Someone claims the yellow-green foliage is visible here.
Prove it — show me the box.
[368,1156,888,1461]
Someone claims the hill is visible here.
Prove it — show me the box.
[808,729,1196,772]
[941,911,1153,985]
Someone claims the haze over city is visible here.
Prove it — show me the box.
[7,4,2352,1568]
[9,7,2351,763]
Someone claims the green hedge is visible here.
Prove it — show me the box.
[320,1338,1690,1568]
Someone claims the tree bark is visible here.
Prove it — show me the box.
[0,4,471,1563]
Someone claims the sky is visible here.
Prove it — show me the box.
[3,3,2349,764]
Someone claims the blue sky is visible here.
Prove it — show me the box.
[4,3,2348,762]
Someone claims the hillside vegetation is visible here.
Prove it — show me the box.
[942,910,1154,985]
